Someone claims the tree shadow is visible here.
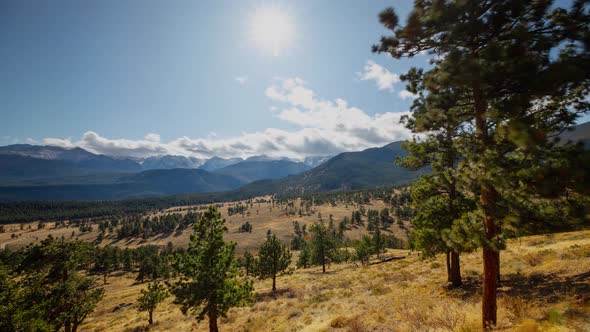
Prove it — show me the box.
[255,288,297,302]
[444,271,590,304]
[444,276,482,301]
[500,271,590,304]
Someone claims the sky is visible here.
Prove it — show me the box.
[1,0,586,160]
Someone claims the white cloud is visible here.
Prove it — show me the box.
[44,78,412,160]
[235,76,248,85]
[398,90,418,100]
[358,60,400,91]
[43,137,75,148]
[144,133,161,142]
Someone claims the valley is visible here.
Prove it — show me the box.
[0,196,400,254]
[1,194,588,331]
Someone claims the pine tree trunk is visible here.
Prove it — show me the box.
[72,322,79,332]
[474,83,499,329]
[445,142,461,289]
[481,187,499,329]
[450,251,462,288]
[322,247,326,273]
[445,251,451,283]
[496,250,501,286]
[103,271,107,285]
[272,275,276,292]
[208,312,219,332]
[65,322,72,332]
[149,310,153,325]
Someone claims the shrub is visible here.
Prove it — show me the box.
[347,317,367,332]
[522,252,543,267]
[330,316,349,328]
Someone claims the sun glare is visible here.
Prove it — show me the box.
[250,7,294,56]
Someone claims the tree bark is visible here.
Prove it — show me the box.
[450,251,462,288]
[474,83,499,329]
[445,251,451,283]
[445,136,462,289]
[496,250,501,286]
[208,312,219,332]
[149,310,153,325]
[481,187,499,329]
[65,323,72,332]
[272,274,276,292]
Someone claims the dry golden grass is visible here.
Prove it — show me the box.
[0,198,400,254]
[79,230,590,332]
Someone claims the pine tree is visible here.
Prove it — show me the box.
[237,251,256,276]
[18,238,104,332]
[374,1,589,328]
[171,206,253,332]
[309,222,338,273]
[94,245,118,285]
[256,232,292,292]
[396,76,474,288]
[372,228,386,260]
[137,282,169,325]
[296,241,311,269]
[354,235,373,266]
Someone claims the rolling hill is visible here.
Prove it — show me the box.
[0,169,243,201]
[232,141,423,197]
[213,160,311,183]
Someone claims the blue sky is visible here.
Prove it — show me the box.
[1,0,586,159]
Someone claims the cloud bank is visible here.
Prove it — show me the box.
[44,78,412,160]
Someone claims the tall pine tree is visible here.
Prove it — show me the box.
[375,0,589,328]
[398,94,475,287]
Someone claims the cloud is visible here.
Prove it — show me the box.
[43,137,75,148]
[398,90,418,100]
[358,60,400,91]
[144,133,161,142]
[44,78,412,160]
[235,76,248,85]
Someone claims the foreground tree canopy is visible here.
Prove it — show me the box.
[375,0,589,328]
[0,238,104,332]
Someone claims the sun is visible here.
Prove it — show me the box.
[249,7,294,57]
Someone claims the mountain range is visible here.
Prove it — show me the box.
[0,140,406,200]
[0,121,587,201]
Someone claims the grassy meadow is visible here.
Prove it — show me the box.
[1,199,588,331]
[0,198,397,254]
[82,230,589,332]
